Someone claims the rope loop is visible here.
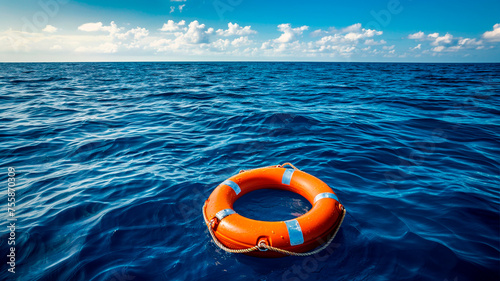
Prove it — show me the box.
[279,162,300,170]
[204,204,346,256]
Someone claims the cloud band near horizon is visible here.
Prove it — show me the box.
[1,20,499,61]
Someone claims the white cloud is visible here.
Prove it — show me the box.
[340,23,362,33]
[432,46,445,52]
[42,25,58,33]
[275,23,308,43]
[78,22,104,32]
[383,45,395,50]
[447,38,484,52]
[430,33,453,46]
[153,20,212,50]
[458,38,482,47]
[179,4,185,12]
[180,20,210,44]
[482,23,500,42]
[408,31,424,40]
[310,29,326,37]
[343,29,382,41]
[211,38,230,51]
[78,21,121,35]
[152,21,259,54]
[276,23,383,58]
[407,29,492,54]
[410,44,421,50]
[315,24,382,45]
[216,22,257,36]
[117,27,150,49]
[427,32,439,39]
[260,41,271,50]
[231,36,252,47]
[116,27,149,40]
[170,0,186,1]
[160,20,186,32]
[364,39,386,45]
[170,6,175,13]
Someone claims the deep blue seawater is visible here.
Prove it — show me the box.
[0,62,499,281]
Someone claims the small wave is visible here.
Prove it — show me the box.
[10,76,70,83]
[1,62,499,281]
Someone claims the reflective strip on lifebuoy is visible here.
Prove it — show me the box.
[284,219,304,246]
[313,192,339,203]
[281,168,295,185]
[215,209,236,221]
[222,179,241,195]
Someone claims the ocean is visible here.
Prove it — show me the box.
[0,62,499,281]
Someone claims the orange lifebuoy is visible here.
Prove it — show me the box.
[202,164,345,258]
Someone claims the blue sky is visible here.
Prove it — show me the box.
[1,0,499,62]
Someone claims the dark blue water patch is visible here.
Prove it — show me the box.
[0,62,499,281]
[233,189,312,222]
[9,77,71,84]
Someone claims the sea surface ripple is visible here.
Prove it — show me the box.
[0,62,499,281]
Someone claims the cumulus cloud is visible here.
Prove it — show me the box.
[364,39,386,45]
[258,23,386,57]
[151,20,215,52]
[407,30,492,53]
[216,22,257,36]
[344,29,382,41]
[211,38,230,51]
[427,32,439,38]
[430,33,453,46]
[446,38,484,52]
[231,36,252,47]
[78,21,121,35]
[315,24,382,48]
[482,23,500,42]
[75,21,152,52]
[458,38,482,47]
[408,31,424,40]
[432,46,445,52]
[275,23,309,43]
[180,20,210,44]
[259,23,385,58]
[310,24,386,57]
[42,25,58,33]
[339,23,363,33]
[78,22,104,32]
[160,20,186,32]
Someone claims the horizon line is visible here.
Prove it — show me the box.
[1,60,499,64]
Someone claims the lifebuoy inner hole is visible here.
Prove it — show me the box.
[233,189,312,222]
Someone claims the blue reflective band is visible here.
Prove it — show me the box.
[313,192,339,204]
[215,209,236,221]
[284,219,304,246]
[222,180,241,195]
[282,168,295,185]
